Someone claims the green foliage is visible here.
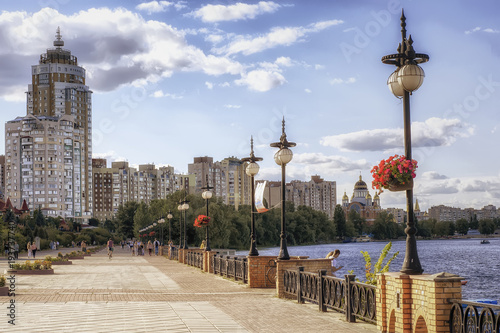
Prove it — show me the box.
[370,212,402,240]
[348,209,367,235]
[116,201,139,239]
[469,214,479,230]
[359,242,399,285]
[0,275,5,287]
[455,218,469,236]
[479,219,496,235]
[333,204,346,240]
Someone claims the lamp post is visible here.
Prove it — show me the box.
[167,211,173,245]
[382,10,428,275]
[270,118,296,260]
[180,198,190,249]
[242,136,262,256]
[177,203,183,248]
[201,175,213,251]
[158,218,165,246]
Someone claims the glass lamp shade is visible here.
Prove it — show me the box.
[202,190,213,200]
[159,219,165,224]
[274,148,293,165]
[153,222,157,226]
[397,64,425,92]
[177,204,182,211]
[387,69,404,97]
[167,213,173,219]
[182,203,189,210]
[246,162,260,176]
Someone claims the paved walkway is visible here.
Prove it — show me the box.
[0,247,378,332]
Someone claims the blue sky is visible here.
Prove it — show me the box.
[0,0,499,211]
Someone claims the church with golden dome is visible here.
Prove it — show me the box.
[342,175,381,223]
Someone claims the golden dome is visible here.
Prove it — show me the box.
[354,175,368,190]
[342,191,349,200]
[374,193,380,200]
[366,193,372,199]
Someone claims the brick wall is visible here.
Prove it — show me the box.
[247,256,277,288]
[377,272,463,333]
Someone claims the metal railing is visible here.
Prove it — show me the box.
[212,254,248,284]
[449,299,500,333]
[186,251,203,269]
[170,246,178,260]
[284,267,376,324]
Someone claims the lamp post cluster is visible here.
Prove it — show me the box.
[382,10,428,275]
[178,198,190,249]
[201,175,213,251]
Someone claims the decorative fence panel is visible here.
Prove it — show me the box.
[283,267,376,324]
[170,247,178,260]
[212,254,247,284]
[186,251,203,269]
[449,299,500,333]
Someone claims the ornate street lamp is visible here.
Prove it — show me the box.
[158,218,165,246]
[177,203,183,248]
[181,198,190,249]
[167,210,173,245]
[270,118,296,260]
[382,10,428,275]
[242,136,263,256]
[201,175,213,251]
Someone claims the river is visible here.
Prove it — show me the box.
[236,238,500,301]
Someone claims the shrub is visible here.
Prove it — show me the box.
[0,275,5,287]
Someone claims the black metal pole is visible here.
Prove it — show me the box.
[278,163,290,260]
[248,174,258,256]
[168,218,172,245]
[183,207,188,249]
[179,210,182,248]
[205,198,211,251]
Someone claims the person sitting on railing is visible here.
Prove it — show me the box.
[326,249,343,276]
[200,240,206,249]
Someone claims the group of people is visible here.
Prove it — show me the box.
[3,241,20,259]
[48,240,59,250]
[127,239,161,256]
[26,241,38,258]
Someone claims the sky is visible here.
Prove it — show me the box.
[0,0,499,211]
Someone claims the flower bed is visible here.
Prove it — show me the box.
[45,256,72,265]
[64,251,86,259]
[8,260,54,275]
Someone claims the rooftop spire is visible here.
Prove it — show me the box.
[54,27,64,49]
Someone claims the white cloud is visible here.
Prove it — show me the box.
[136,1,174,14]
[205,81,214,89]
[150,90,183,99]
[224,104,241,109]
[465,26,499,34]
[320,118,474,152]
[330,77,356,85]
[214,20,343,56]
[190,1,281,23]
[235,69,286,92]
[305,88,312,93]
[314,64,325,70]
[92,151,128,164]
[0,7,251,96]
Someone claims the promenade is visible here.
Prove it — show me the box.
[0,247,377,332]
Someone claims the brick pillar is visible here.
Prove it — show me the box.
[247,256,277,288]
[178,248,185,263]
[377,272,463,333]
[203,250,216,273]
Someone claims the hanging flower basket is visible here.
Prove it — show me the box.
[194,215,210,228]
[371,155,417,194]
[388,177,413,192]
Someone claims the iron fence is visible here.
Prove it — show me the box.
[170,246,178,260]
[212,254,248,284]
[284,267,376,324]
[186,251,203,269]
[449,299,500,333]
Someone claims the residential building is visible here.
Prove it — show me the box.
[4,28,92,218]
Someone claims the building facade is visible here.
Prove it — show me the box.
[4,28,92,218]
[92,159,191,220]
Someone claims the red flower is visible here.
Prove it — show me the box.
[194,215,210,228]
[370,155,418,194]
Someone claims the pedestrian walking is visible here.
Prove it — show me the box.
[27,241,32,259]
[133,241,138,256]
[147,240,153,256]
[31,242,38,258]
[107,238,113,259]
[154,238,160,255]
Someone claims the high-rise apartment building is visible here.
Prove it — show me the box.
[4,28,92,218]
[92,159,191,220]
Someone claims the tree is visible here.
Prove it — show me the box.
[88,218,99,227]
[333,205,346,240]
[469,214,479,230]
[133,202,152,237]
[478,219,496,235]
[348,209,366,236]
[116,201,139,239]
[455,218,469,236]
[370,211,394,240]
